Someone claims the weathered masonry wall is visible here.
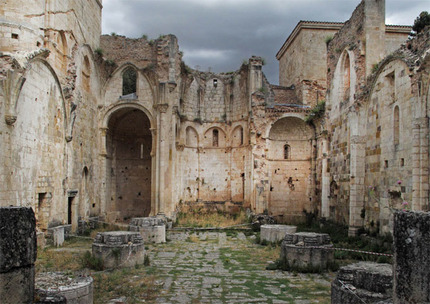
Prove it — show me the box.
[277,22,342,106]
[324,0,415,235]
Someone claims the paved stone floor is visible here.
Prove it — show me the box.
[145,231,333,304]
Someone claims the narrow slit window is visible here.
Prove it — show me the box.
[284,144,290,159]
[213,129,219,147]
[394,105,400,146]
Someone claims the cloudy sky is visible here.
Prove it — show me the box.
[102,0,428,84]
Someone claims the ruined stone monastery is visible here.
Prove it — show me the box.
[0,0,429,236]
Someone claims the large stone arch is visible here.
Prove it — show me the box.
[8,58,67,229]
[329,49,357,119]
[267,116,314,223]
[102,104,155,221]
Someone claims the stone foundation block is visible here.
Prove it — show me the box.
[280,232,334,272]
[36,272,93,304]
[0,207,37,304]
[92,231,145,268]
[331,262,393,304]
[393,211,430,304]
[0,265,35,304]
[260,224,297,243]
[129,217,166,243]
[52,226,64,247]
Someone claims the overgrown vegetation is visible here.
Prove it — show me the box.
[175,208,249,228]
[94,48,104,56]
[296,219,393,264]
[305,101,325,124]
[81,251,104,270]
[411,11,430,35]
[325,36,333,46]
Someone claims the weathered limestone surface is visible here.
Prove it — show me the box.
[0,207,37,304]
[260,224,296,243]
[92,231,145,268]
[0,0,428,238]
[393,211,430,304]
[129,217,166,243]
[280,232,334,272]
[331,262,393,304]
[36,272,93,304]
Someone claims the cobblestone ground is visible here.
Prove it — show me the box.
[145,231,333,304]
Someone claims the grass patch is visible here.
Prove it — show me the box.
[93,268,159,304]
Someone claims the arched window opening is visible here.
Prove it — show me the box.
[284,144,290,159]
[213,129,219,147]
[394,105,400,146]
[342,54,350,102]
[122,67,137,96]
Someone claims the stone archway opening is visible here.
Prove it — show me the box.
[107,108,152,220]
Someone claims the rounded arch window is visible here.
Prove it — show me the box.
[122,67,137,96]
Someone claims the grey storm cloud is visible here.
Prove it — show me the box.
[102,0,428,84]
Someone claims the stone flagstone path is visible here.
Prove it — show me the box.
[144,231,333,303]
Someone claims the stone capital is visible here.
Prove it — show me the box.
[413,117,429,129]
[154,104,169,113]
[176,142,185,151]
[150,128,157,136]
[100,127,109,136]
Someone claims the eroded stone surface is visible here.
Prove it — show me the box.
[92,231,145,268]
[260,225,297,243]
[0,207,36,304]
[280,232,334,272]
[393,211,430,304]
[36,272,93,304]
[331,262,393,304]
[129,217,166,243]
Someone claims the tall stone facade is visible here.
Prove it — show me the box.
[0,0,429,234]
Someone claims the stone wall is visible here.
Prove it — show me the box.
[324,0,417,234]
[277,21,342,106]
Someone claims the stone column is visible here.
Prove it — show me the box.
[412,117,429,211]
[150,128,157,215]
[349,135,366,236]
[99,127,108,217]
[155,102,169,215]
[321,138,330,218]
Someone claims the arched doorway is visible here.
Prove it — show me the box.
[106,108,152,220]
